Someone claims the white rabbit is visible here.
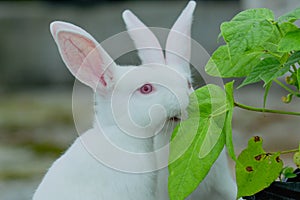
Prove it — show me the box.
[33,1,237,200]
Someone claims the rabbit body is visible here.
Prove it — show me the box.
[33,1,237,199]
[34,133,236,200]
[33,128,157,200]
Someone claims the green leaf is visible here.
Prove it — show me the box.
[239,57,288,88]
[168,84,227,200]
[236,136,283,198]
[282,167,297,179]
[285,173,297,179]
[286,51,300,66]
[222,21,273,57]
[260,64,290,87]
[205,45,262,78]
[263,23,298,58]
[262,42,280,53]
[263,23,298,57]
[278,30,300,52]
[238,57,279,87]
[205,46,230,77]
[278,7,300,23]
[221,8,274,58]
[279,22,299,35]
[294,152,300,168]
[232,8,274,22]
[224,81,236,161]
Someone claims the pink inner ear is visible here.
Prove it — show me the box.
[57,31,108,88]
[60,33,96,70]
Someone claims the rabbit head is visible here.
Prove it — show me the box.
[50,1,196,139]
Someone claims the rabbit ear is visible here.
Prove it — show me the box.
[50,21,116,93]
[122,10,165,65]
[165,1,196,74]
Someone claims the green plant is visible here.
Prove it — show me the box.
[168,7,300,199]
[280,166,297,181]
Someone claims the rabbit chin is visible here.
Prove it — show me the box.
[150,115,181,151]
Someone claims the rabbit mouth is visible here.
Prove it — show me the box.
[169,116,181,122]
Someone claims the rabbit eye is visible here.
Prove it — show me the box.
[139,84,153,94]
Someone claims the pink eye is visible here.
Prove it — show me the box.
[139,84,153,94]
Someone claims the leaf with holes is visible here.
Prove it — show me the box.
[236,136,283,198]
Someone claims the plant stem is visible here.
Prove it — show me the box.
[234,102,300,116]
[275,22,284,37]
[266,51,282,59]
[278,149,299,155]
[274,79,298,95]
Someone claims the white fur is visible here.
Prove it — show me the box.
[33,1,237,199]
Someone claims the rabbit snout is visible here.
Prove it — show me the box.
[165,89,189,122]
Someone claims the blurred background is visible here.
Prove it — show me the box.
[1,0,300,199]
